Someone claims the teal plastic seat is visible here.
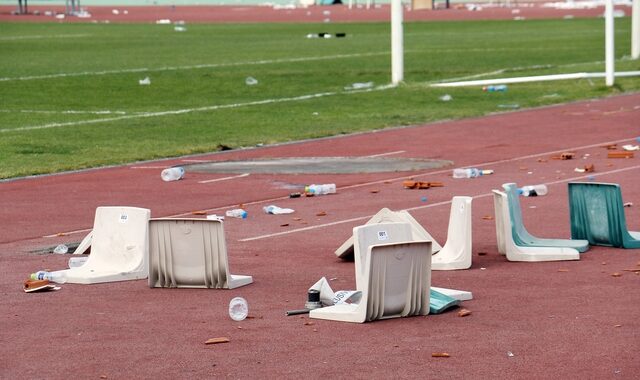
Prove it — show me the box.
[568,182,640,249]
[502,183,589,253]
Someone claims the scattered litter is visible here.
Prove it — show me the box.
[575,164,595,173]
[53,244,69,254]
[23,279,60,293]
[607,151,634,159]
[557,268,569,272]
[112,9,119,15]
[205,337,230,345]
[480,267,487,270]
[420,196,428,202]
[316,211,327,217]
[30,270,67,284]
[498,104,520,109]
[623,202,633,207]
[457,309,472,317]
[245,76,258,86]
[507,351,515,358]
[537,158,548,163]
[139,77,151,85]
[174,26,187,32]
[306,32,346,39]
[432,353,451,358]
[611,272,622,277]
[229,297,249,321]
[370,189,379,194]
[482,85,507,92]
[55,14,65,19]
[344,82,374,91]
[622,268,640,273]
[289,192,302,198]
[552,152,575,160]
[477,252,487,256]
[161,167,184,181]
[587,175,595,181]
[518,184,547,197]
[622,144,639,151]
[226,209,247,219]
[305,184,336,196]
[263,205,295,215]
[439,94,452,102]
[280,223,290,227]
[206,214,224,221]
[452,168,493,179]
[402,180,443,189]
[191,210,207,215]
[482,215,494,220]
[602,144,618,150]
[513,16,526,21]
[156,19,171,24]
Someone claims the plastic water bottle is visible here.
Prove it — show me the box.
[225,209,247,219]
[304,184,336,196]
[229,297,249,321]
[30,270,67,284]
[483,85,507,92]
[452,168,494,179]
[53,244,68,254]
[518,184,548,197]
[161,167,184,182]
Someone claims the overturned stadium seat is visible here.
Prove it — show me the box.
[502,183,589,253]
[148,218,252,289]
[568,182,640,249]
[335,208,442,260]
[311,222,431,323]
[63,206,151,284]
[493,190,580,262]
[432,196,473,270]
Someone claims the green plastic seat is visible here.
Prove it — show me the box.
[429,289,460,314]
[568,182,640,249]
[502,183,590,253]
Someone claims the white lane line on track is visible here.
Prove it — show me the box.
[42,137,639,238]
[238,164,640,242]
[198,173,250,184]
[367,150,406,158]
[3,86,395,133]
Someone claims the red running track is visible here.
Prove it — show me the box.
[1,94,639,378]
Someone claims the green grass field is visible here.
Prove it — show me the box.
[1,18,639,179]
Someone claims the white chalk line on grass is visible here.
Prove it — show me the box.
[0,51,389,82]
[42,141,640,239]
[0,33,92,41]
[0,109,129,115]
[239,164,640,242]
[2,85,395,133]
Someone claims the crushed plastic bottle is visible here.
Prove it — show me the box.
[483,85,507,92]
[452,168,494,179]
[30,270,67,284]
[518,185,548,197]
[161,167,184,182]
[304,184,336,195]
[229,297,248,321]
[225,209,247,219]
[53,244,68,254]
[263,205,295,215]
[245,76,258,86]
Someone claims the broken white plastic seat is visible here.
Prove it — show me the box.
[431,286,473,301]
[62,206,151,284]
[502,183,589,253]
[72,230,92,255]
[148,218,252,289]
[493,190,580,262]
[335,208,442,260]
[311,222,431,323]
[431,196,473,270]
